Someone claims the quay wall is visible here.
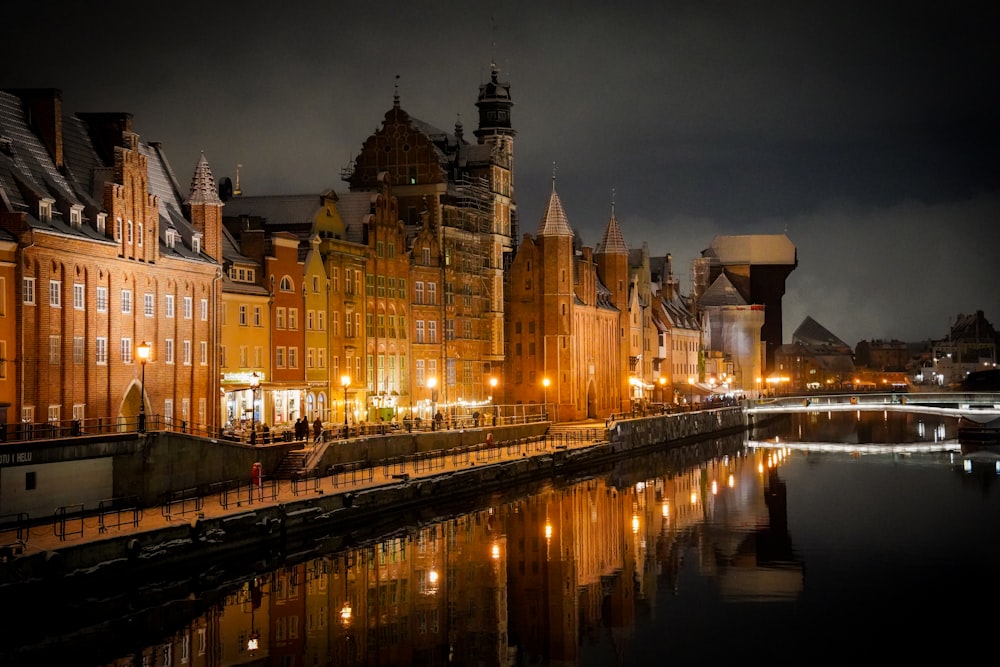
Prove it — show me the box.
[1,408,754,590]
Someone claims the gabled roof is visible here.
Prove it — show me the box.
[699,273,748,306]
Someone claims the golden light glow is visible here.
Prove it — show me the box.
[136,341,151,362]
[428,569,439,584]
[491,543,500,560]
[690,491,697,504]
[661,501,669,518]
[542,377,551,388]
[340,375,351,388]
[632,514,640,533]
[427,376,437,389]
[340,601,352,622]
[489,377,498,389]
[711,480,718,495]
[728,474,735,488]
[544,520,553,540]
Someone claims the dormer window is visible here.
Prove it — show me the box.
[69,205,83,229]
[166,228,177,248]
[96,212,107,235]
[39,198,54,223]
[192,233,202,255]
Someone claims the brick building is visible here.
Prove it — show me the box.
[0,89,223,433]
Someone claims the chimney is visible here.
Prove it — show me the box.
[13,88,63,169]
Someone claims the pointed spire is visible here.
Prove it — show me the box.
[187,152,221,205]
[536,180,573,237]
[596,190,628,255]
[393,74,400,109]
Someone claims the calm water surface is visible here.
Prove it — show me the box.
[9,411,999,666]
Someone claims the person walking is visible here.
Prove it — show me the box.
[313,416,323,443]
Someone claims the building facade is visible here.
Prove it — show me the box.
[0,89,223,434]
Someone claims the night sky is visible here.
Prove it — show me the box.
[4,1,998,346]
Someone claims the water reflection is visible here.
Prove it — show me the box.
[13,411,997,666]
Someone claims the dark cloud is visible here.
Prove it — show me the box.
[5,1,998,345]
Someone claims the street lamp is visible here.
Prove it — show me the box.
[489,376,498,425]
[249,372,260,445]
[341,375,351,438]
[542,377,550,419]
[136,341,151,433]
[687,376,695,406]
[658,376,666,403]
[428,376,438,430]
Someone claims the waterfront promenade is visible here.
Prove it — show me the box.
[0,419,609,563]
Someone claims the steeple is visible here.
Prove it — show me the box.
[536,172,573,237]
[187,153,222,206]
[596,188,628,255]
[186,152,223,262]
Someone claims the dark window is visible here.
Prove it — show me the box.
[25,471,36,490]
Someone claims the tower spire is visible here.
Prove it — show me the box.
[393,74,400,109]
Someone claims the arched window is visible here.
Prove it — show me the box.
[279,276,294,292]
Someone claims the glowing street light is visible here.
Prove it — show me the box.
[136,341,151,433]
[341,375,351,438]
[688,376,695,405]
[542,377,551,418]
[249,372,261,445]
[428,376,438,430]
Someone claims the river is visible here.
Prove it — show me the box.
[7,409,999,665]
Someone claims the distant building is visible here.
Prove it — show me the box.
[930,310,998,385]
[854,339,909,372]
[692,234,797,373]
[773,316,854,393]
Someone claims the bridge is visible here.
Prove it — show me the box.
[744,392,1000,422]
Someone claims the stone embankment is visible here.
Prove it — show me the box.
[0,407,754,594]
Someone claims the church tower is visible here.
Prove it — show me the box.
[595,199,631,412]
[536,178,574,418]
[474,63,517,371]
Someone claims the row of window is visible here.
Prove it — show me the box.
[45,336,208,366]
[22,397,206,428]
[23,278,208,320]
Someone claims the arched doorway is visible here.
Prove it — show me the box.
[118,379,146,432]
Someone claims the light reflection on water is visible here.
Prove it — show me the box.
[11,411,1000,666]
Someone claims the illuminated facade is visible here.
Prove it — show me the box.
[344,67,516,415]
[507,187,650,420]
[0,90,223,433]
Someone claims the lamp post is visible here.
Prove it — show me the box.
[341,375,351,438]
[428,376,438,430]
[489,376,498,425]
[542,377,550,420]
[687,376,695,406]
[658,376,666,404]
[136,341,151,433]
[249,372,260,445]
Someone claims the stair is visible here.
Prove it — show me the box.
[273,449,309,479]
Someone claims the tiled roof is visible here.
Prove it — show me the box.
[536,187,573,237]
[596,210,628,255]
[186,153,222,206]
[699,273,748,306]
